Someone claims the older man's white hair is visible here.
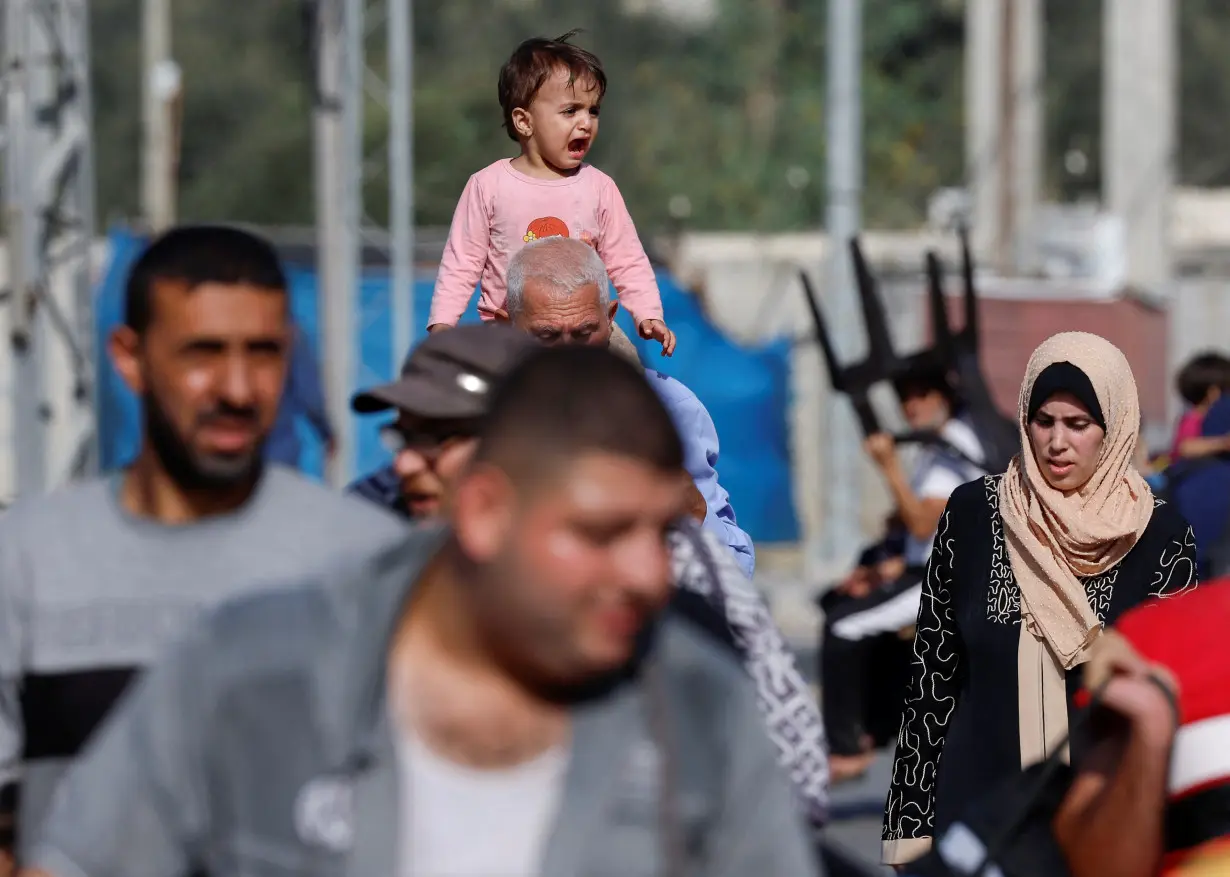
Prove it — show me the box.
[505,236,611,318]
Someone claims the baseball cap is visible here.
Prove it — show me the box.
[351,323,537,418]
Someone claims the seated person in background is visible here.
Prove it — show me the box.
[865,362,988,565]
[1170,351,1230,462]
[818,522,909,783]
[821,363,987,783]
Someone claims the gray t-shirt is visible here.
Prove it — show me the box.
[0,465,407,850]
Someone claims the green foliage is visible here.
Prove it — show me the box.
[86,0,1230,234]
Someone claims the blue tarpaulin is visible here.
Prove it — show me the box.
[94,227,799,542]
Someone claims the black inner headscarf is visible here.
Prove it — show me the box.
[1027,361,1106,430]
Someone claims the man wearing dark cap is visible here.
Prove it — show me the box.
[345,324,831,833]
[349,323,537,519]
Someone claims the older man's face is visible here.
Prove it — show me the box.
[513,278,619,347]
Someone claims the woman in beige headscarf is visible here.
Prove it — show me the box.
[882,332,1199,867]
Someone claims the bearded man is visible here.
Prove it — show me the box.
[0,225,405,864]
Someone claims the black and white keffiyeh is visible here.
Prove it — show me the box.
[667,520,831,830]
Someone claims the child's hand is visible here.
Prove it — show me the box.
[638,319,676,357]
[427,323,452,334]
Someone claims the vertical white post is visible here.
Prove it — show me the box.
[388,0,414,372]
[1104,0,1176,298]
[821,0,863,567]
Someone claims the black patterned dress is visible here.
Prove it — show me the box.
[881,474,1199,864]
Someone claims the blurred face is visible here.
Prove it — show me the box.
[453,452,690,685]
[514,279,618,348]
[110,280,289,490]
[382,415,479,518]
[512,67,601,173]
[900,385,951,431]
[1028,392,1107,491]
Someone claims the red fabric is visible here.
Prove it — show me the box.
[1171,409,1206,458]
[1116,579,1230,726]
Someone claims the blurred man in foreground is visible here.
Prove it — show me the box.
[24,344,820,877]
[348,323,830,831]
[0,225,406,864]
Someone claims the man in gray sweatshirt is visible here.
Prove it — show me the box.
[0,225,406,862]
[23,341,821,877]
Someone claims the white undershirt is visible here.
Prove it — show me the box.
[395,728,570,877]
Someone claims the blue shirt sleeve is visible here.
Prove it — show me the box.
[649,372,756,577]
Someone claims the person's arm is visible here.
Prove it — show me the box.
[671,522,830,831]
[666,385,755,577]
[427,173,492,329]
[288,329,335,447]
[1053,638,1177,877]
[594,175,665,330]
[22,627,209,877]
[865,435,949,543]
[1175,433,1230,460]
[883,507,963,866]
[700,662,822,877]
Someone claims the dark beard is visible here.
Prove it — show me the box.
[143,390,265,492]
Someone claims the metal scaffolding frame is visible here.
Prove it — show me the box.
[311,0,414,487]
[1,0,98,504]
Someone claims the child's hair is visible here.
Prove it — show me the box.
[1175,352,1230,406]
[498,29,607,143]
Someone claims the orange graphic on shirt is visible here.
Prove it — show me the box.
[523,216,570,243]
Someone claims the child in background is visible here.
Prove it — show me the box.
[1170,352,1230,461]
[426,30,675,356]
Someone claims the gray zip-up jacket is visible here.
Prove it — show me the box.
[29,525,822,877]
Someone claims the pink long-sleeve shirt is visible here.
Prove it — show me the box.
[427,159,665,328]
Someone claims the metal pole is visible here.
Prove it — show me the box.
[388,0,414,371]
[4,0,48,497]
[67,0,100,479]
[821,0,863,568]
[141,0,174,231]
[314,0,358,486]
